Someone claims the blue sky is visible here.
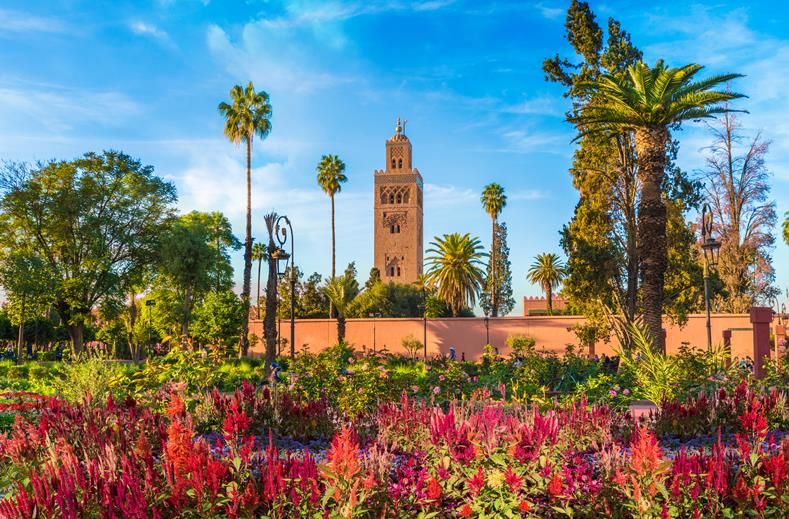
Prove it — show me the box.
[1,0,788,314]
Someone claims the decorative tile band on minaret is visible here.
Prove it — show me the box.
[373,118,424,283]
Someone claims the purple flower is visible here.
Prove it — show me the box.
[609,390,618,398]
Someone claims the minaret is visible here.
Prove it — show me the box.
[373,118,424,283]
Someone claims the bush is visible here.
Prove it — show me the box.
[51,357,129,403]
[400,334,422,360]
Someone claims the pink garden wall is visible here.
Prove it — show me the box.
[249,313,755,361]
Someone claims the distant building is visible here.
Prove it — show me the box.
[523,296,567,316]
[373,118,424,283]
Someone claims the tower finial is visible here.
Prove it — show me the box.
[395,117,402,134]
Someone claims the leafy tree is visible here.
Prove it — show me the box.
[480,183,507,316]
[218,81,272,357]
[316,154,348,284]
[481,222,515,317]
[703,113,777,311]
[425,233,485,317]
[157,211,238,337]
[527,253,566,314]
[300,272,329,318]
[0,151,176,353]
[252,242,267,318]
[364,267,381,291]
[191,289,244,350]
[0,252,53,361]
[545,1,710,347]
[276,266,303,319]
[323,275,358,344]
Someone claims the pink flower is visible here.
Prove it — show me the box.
[609,390,618,398]
[439,375,446,382]
[432,386,441,395]
[623,389,630,396]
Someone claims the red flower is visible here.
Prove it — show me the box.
[547,473,563,497]
[166,394,186,419]
[459,504,473,517]
[323,426,360,481]
[468,467,485,495]
[504,466,523,493]
[426,476,442,500]
[630,426,663,476]
[518,500,531,512]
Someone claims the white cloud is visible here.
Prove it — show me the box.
[206,23,356,94]
[129,21,175,49]
[0,8,68,35]
[0,79,139,134]
[503,96,564,116]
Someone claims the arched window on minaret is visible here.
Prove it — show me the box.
[396,266,401,277]
[391,158,396,169]
[396,193,402,204]
[398,158,402,169]
[389,193,394,204]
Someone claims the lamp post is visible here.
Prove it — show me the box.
[272,215,296,359]
[421,286,428,360]
[484,316,490,344]
[700,203,721,352]
[368,312,381,352]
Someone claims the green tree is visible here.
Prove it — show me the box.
[157,211,238,338]
[0,252,53,362]
[191,289,244,350]
[218,81,272,357]
[573,60,743,348]
[323,275,358,344]
[527,253,566,314]
[480,222,515,317]
[425,233,485,317]
[252,242,267,318]
[480,183,506,317]
[300,272,330,318]
[0,151,176,353]
[316,155,347,284]
[545,1,708,347]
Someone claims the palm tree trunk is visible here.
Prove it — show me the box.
[256,258,262,319]
[264,251,278,371]
[329,193,336,318]
[337,315,345,344]
[491,217,498,317]
[240,138,253,358]
[546,285,553,314]
[635,126,669,352]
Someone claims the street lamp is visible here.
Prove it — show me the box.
[272,215,296,359]
[701,203,721,351]
[484,316,490,344]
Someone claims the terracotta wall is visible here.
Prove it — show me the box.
[249,314,754,361]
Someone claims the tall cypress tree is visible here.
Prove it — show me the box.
[481,223,515,317]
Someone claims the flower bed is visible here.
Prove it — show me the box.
[0,381,786,517]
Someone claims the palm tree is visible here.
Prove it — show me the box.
[261,213,279,368]
[218,81,272,356]
[424,233,485,317]
[527,253,566,314]
[574,60,743,350]
[252,242,267,319]
[323,275,357,344]
[480,183,507,317]
[316,155,348,282]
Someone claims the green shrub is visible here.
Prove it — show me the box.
[52,357,129,403]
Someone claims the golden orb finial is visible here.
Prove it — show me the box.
[395,117,402,134]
